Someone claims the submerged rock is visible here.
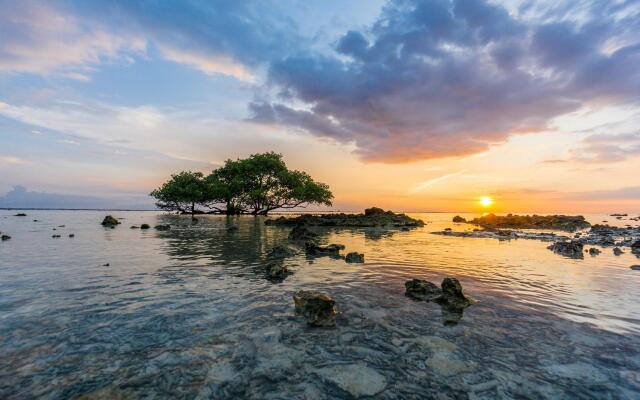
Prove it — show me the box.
[101,215,120,227]
[288,225,318,242]
[140,224,150,230]
[547,241,584,259]
[305,242,344,256]
[154,224,171,231]
[405,279,442,301]
[264,262,291,280]
[316,364,387,397]
[227,225,238,232]
[437,277,473,310]
[613,247,624,256]
[1,234,11,241]
[452,215,466,223]
[293,290,337,327]
[345,252,365,263]
[588,248,601,256]
[267,244,297,258]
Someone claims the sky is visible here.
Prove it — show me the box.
[1,0,640,213]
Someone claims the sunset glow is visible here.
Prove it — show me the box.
[479,196,493,208]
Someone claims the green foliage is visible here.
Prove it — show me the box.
[150,152,333,215]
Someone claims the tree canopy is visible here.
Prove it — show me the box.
[150,152,333,215]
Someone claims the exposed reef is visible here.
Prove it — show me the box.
[467,214,590,232]
[101,215,120,227]
[266,207,424,228]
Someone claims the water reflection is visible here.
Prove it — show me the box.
[0,211,639,399]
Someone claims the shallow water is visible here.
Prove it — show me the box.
[1,211,639,399]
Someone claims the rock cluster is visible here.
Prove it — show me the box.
[267,244,297,258]
[267,207,424,228]
[101,215,120,227]
[305,242,344,256]
[547,241,584,259]
[345,252,365,263]
[468,213,590,232]
[293,290,337,327]
[405,277,473,310]
[452,215,466,223]
[1,234,11,241]
[288,225,319,242]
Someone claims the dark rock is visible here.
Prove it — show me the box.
[400,227,410,231]
[469,213,590,232]
[345,252,365,263]
[405,279,442,301]
[154,224,171,231]
[547,241,584,259]
[632,240,640,254]
[101,215,120,226]
[452,215,466,223]
[267,244,297,258]
[293,290,337,327]
[265,262,291,280]
[33,220,39,222]
[58,225,65,228]
[267,208,424,228]
[130,225,139,229]
[588,248,601,256]
[1,234,11,241]
[305,242,344,256]
[631,265,640,271]
[437,277,474,310]
[288,225,318,241]
[68,234,75,238]
[140,224,150,230]
[102,263,110,267]
[14,213,27,217]
[613,247,624,256]
[52,234,61,238]
[227,225,238,232]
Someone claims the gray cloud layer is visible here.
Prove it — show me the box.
[251,0,640,162]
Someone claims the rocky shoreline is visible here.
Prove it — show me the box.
[265,207,424,228]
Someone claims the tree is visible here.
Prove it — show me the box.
[150,152,334,216]
[150,171,207,218]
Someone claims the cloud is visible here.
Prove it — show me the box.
[0,1,145,79]
[0,155,28,165]
[565,186,640,201]
[411,170,466,192]
[570,132,640,163]
[250,0,640,162]
[0,185,153,209]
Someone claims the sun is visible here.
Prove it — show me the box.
[479,196,493,207]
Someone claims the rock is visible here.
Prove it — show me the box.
[305,242,344,256]
[631,265,640,271]
[469,213,590,232]
[288,225,318,241]
[437,277,473,309]
[267,244,297,258]
[364,207,386,216]
[101,215,120,227]
[1,234,11,241]
[52,234,61,238]
[154,224,171,231]
[547,241,584,259]
[293,290,337,327]
[632,240,640,254]
[102,263,110,267]
[140,224,150,230]
[613,247,624,256]
[130,225,139,229]
[316,364,387,397]
[68,234,75,238]
[405,279,442,301]
[345,252,365,263]
[588,248,601,256]
[14,213,27,217]
[452,215,466,223]
[265,262,291,280]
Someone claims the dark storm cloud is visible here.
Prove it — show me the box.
[251,0,640,162]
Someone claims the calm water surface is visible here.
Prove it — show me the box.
[1,211,639,399]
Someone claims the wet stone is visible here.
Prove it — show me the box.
[588,248,601,256]
[101,215,120,226]
[437,277,473,310]
[1,234,11,241]
[613,247,624,256]
[405,279,442,301]
[345,252,365,263]
[264,262,291,281]
[631,265,640,271]
[266,244,297,258]
[293,290,337,327]
[305,242,344,256]
[547,241,584,259]
[316,364,387,398]
[140,224,150,230]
